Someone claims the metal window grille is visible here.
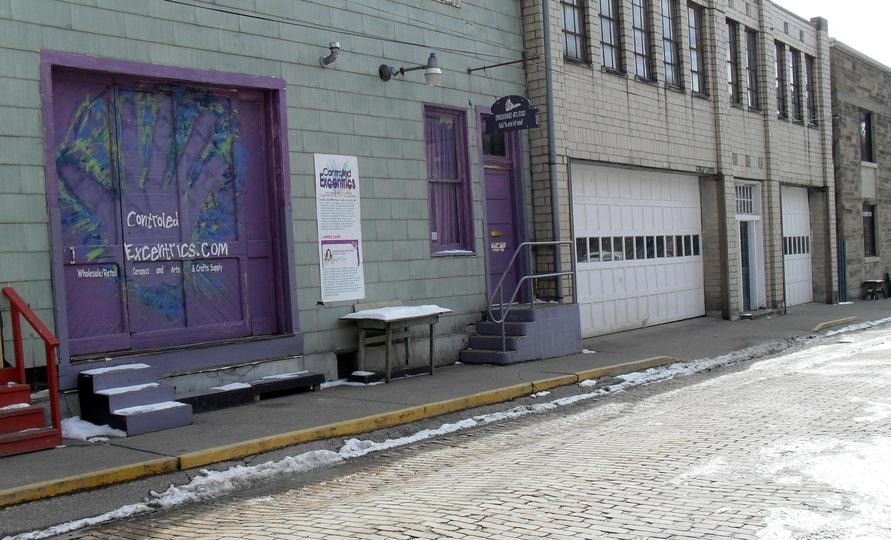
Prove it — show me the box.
[736,185,754,215]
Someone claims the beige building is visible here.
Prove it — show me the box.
[522,0,836,336]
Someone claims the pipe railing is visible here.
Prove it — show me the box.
[2,287,61,431]
[486,241,575,352]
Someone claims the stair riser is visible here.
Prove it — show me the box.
[0,428,61,458]
[111,404,193,436]
[79,368,157,393]
[469,335,521,351]
[476,322,529,336]
[491,309,536,322]
[0,408,46,434]
[80,385,176,426]
[459,349,515,365]
[179,387,255,414]
[0,386,31,408]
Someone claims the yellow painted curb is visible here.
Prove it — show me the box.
[179,382,533,470]
[576,356,676,382]
[0,457,178,508]
[813,316,859,333]
[531,374,578,393]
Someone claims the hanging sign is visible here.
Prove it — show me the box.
[485,95,541,133]
[315,154,366,303]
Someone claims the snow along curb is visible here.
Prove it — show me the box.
[0,356,674,509]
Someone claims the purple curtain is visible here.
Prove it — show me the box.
[425,111,464,249]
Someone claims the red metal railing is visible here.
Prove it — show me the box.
[2,287,61,431]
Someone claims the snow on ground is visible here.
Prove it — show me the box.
[11,320,891,540]
[60,417,125,441]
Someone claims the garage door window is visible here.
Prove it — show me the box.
[576,234,700,263]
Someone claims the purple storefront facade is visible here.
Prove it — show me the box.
[41,52,301,389]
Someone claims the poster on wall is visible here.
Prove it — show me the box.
[314,154,366,303]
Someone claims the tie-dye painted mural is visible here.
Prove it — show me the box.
[54,73,278,356]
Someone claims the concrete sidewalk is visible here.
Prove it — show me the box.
[0,300,889,509]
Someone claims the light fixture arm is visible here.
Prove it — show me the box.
[379,52,441,86]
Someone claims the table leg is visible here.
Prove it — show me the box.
[385,326,392,383]
[404,326,410,365]
[357,327,366,373]
[429,322,436,375]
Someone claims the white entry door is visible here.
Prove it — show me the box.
[782,187,813,306]
[572,163,705,337]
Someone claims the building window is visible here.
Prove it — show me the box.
[688,3,705,94]
[788,48,802,121]
[745,29,759,109]
[864,203,877,257]
[424,106,472,252]
[726,20,740,104]
[805,55,817,125]
[562,0,587,62]
[600,0,623,71]
[661,0,681,87]
[860,111,874,163]
[775,41,787,118]
[736,184,754,215]
[632,0,653,79]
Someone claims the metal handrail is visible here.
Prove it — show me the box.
[2,287,61,431]
[485,241,575,352]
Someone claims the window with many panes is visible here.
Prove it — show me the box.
[805,55,817,124]
[688,3,705,94]
[860,111,874,163]
[662,0,681,87]
[576,234,701,262]
[424,106,473,253]
[864,203,877,257]
[600,0,622,71]
[632,0,654,79]
[562,0,587,62]
[775,41,787,118]
[788,48,802,121]
[726,20,741,104]
[745,28,759,109]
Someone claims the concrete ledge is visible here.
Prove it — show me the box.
[531,374,578,393]
[813,317,859,332]
[0,457,179,508]
[576,356,675,382]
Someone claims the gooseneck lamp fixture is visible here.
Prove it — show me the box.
[379,52,442,86]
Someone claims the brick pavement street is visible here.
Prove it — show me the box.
[71,326,891,539]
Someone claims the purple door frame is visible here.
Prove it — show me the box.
[39,51,301,390]
[475,106,527,304]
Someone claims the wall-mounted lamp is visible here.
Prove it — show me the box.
[378,52,442,86]
[319,41,340,68]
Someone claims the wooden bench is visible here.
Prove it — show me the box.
[863,279,886,300]
[342,302,451,382]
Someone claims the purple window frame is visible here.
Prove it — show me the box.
[39,51,300,389]
[424,105,474,254]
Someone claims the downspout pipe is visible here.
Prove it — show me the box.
[542,0,563,300]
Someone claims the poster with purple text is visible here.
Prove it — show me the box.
[314,154,365,302]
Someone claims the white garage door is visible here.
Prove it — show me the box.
[572,163,705,337]
[782,186,813,306]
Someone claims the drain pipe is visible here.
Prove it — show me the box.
[542,0,563,300]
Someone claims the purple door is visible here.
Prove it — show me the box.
[480,113,523,304]
[54,72,279,357]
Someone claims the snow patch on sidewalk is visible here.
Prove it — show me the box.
[60,417,125,441]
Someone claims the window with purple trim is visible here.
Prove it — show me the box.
[424,106,473,253]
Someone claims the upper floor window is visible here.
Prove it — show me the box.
[688,3,706,94]
[745,29,759,109]
[562,0,588,62]
[632,0,654,79]
[805,55,817,125]
[600,0,623,71]
[861,111,874,163]
[425,106,473,253]
[864,203,877,257]
[788,48,802,121]
[775,41,787,118]
[726,20,741,104]
[661,0,681,87]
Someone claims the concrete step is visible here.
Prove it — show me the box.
[250,371,325,400]
[490,307,536,322]
[179,383,255,414]
[459,349,516,365]
[476,321,530,336]
[468,335,522,351]
[0,404,46,434]
[0,427,61,458]
[78,363,156,393]
[110,401,193,436]
[82,383,175,425]
[0,383,31,408]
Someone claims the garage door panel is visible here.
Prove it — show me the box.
[782,187,813,306]
[573,163,705,336]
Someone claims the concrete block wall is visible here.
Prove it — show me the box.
[831,41,891,300]
[0,0,528,375]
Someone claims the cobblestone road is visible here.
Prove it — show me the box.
[74,327,891,539]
